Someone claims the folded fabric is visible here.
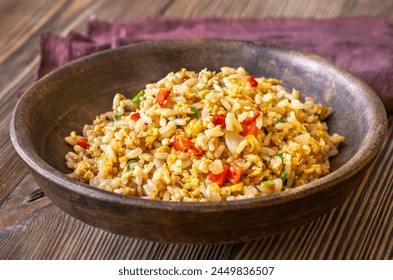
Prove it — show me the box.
[38,17,393,114]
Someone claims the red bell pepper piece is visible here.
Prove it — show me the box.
[172,135,192,152]
[242,109,260,124]
[228,163,243,184]
[130,112,141,121]
[246,75,258,87]
[207,165,230,187]
[190,147,203,156]
[213,114,226,127]
[76,137,89,149]
[241,122,259,137]
[156,89,171,107]
[171,135,203,156]
[240,109,260,137]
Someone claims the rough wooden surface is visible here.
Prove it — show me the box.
[0,0,392,259]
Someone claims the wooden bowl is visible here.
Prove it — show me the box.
[10,39,387,243]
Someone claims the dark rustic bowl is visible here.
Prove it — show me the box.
[10,39,387,243]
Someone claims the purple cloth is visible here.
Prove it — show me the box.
[38,17,393,114]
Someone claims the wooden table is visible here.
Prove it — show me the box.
[1,0,392,260]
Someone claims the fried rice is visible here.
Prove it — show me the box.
[65,66,344,202]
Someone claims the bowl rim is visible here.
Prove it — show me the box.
[10,38,388,212]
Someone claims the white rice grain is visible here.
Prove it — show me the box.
[102,131,114,144]
[277,99,289,108]
[134,165,143,186]
[153,158,164,168]
[205,128,224,138]
[238,112,248,123]
[213,144,226,158]
[262,93,273,102]
[236,139,248,154]
[140,114,152,124]
[143,162,155,174]
[140,153,154,162]
[185,77,198,87]
[154,152,169,160]
[209,159,224,174]
[260,147,277,157]
[220,98,232,110]
[135,118,146,133]
[127,147,143,159]
[173,118,186,126]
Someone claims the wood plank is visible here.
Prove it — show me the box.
[163,0,393,22]
[341,0,393,23]
[0,0,105,98]
[164,0,239,17]
[0,0,102,60]
[0,89,33,205]
[92,0,172,19]
[0,147,28,207]
[0,203,236,259]
[0,173,50,229]
[0,0,49,57]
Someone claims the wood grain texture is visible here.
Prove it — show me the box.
[0,0,392,259]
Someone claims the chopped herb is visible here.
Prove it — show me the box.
[262,180,274,185]
[189,107,199,119]
[217,81,221,86]
[244,69,250,75]
[277,152,283,160]
[114,112,123,120]
[131,90,144,103]
[279,170,287,181]
[277,118,285,123]
[126,159,137,171]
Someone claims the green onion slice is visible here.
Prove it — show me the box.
[131,90,144,103]
[277,118,285,123]
[126,159,137,171]
[114,112,123,120]
[189,107,199,119]
[279,170,287,181]
[277,152,283,160]
[262,180,274,185]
